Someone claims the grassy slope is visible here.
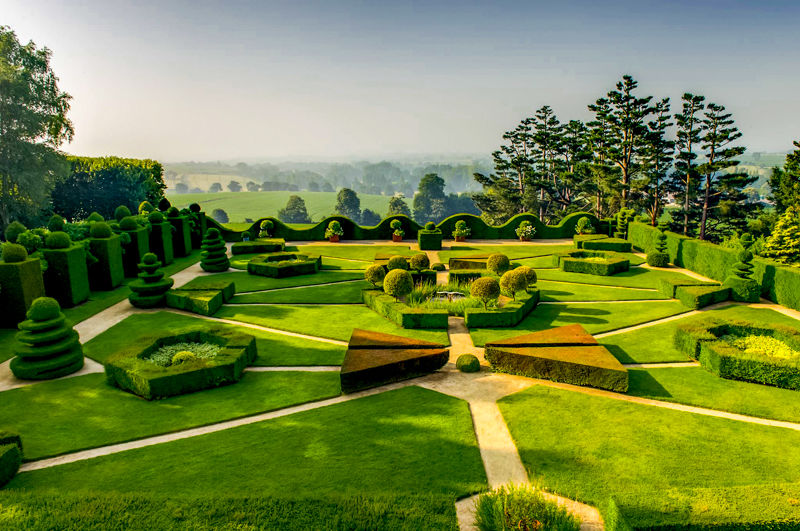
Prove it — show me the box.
[231,280,371,304]
[500,386,800,522]
[470,300,688,346]
[181,270,364,293]
[216,304,450,344]
[84,312,346,366]
[9,387,487,499]
[0,372,341,460]
[168,191,394,223]
[537,280,669,302]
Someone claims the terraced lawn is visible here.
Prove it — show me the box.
[231,280,370,304]
[537,280,667,302]
[180,270,364,293]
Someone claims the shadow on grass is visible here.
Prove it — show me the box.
[626,370,672,399]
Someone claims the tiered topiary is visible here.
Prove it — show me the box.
[10,297,84,380]
[647,222,670,267]
[500,268,527,301]
[487,253,510,275]
[188,203,207,248]
[128,253,174,308]
[148,210,174,265]
[200,228,230,272]
[723,233,761,302]
[386,255,409,271]
[383,269,413,301]
[614,208,634,239]
[166,206,192,257]
[42,231,90,307]
[471,277,500,309]
[0,242,45,327]
[88,221,124,290]
[390,219,404,241]
[365,264,386,287]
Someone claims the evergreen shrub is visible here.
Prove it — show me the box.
[486,253,510,275]
[200,228,230,272]
[128,253,174,308]
[456,354,480,373]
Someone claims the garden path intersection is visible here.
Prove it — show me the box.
[2,239,800,530]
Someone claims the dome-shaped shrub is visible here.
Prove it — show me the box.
[189,203,201,213]
[431,262,446,271]
[470,277,500,309]
[114,205,132,221]
[90,222,113,239]
[383,269,413,301]
[86,212,104,222]
[143,252,158,265]
[387,255,409,271]
[646,252,669,267]
[47,214,65,233]
[4,221,27,243]
[325,220,343,239]
[148,211,164,224]
[409,253,430,271]
[172,351,197,364]
[158,198,172,211]
[499,269,527,301]
[365,264,386,287]
[119,216,140,231]
[456,354,480,373]
[45,231,71,249]
[27,296,61,321]
[424,222,436,231]
[1,243,28,263]
[487,253,510,275]
[166,206,180,218]
[138,201,154,214]
[128,253,173,308]
[16,231,43,254]
[515,265,537,289]
[200,228,229,272]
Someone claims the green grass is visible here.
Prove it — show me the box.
[168,191,395,223]
[320,256,372,270]
[180,270,364,293]
[231,280,370,304]
[470,300,689,346]
[9,387,487,498]
[438,244,572,261]
[291,244,416,261]
[500,386,800,522]
[601,305,800,363]
[0,328,16,363]
[0,371,341,460]
[536,267,700,290]
[537,280,668,302]
[84,312,346,365]
[215,304,450,344]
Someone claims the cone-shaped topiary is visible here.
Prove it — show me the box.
[365,264,386,287]
[128,253,174,308]
[10,297,84,380]
[200,228,229,272]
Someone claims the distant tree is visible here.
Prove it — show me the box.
[278,195,312,224]
[308,181,320,192]
[175,182,189,194]
[335,188,361,221]
[211,208,229,223]
[227,180,242,193]
[769,141,800,213]
[361,208,381,226]
[446,193,480,216]
[670,93,706,235]
[321,181,335,193]
[209,182,222,193]
[0,26,74,230]
[413,174,447,224]
[246,181,260,192]
[387,195,412,218]
[189,187,203,194]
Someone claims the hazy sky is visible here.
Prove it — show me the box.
[5,0,799,162]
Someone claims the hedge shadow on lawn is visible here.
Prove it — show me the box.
[626,369,672,399]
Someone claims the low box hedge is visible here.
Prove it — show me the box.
[417,229,443,250]
[362,289,448,329]
[448,270,486,283]
[231,239,285,255]
[42,245,90,307]
[119,225,149,278]
[166,289,224,316]
[168,215,193,258]
[657,277,720,298]
[0,258,45,327]
[553,250,629,276]
[148,221,174,266]
[89,234,124,291]
[582,237,633,253]
[247,252,321,278]
[675,284,730,309]
[0,443,21,488]
[448,256,488,270]
[464,289,540,328]
[574,234,609,248]
[411,270,437,284]
[176,279,235,302]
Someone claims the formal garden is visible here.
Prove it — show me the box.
[1,202,799,530]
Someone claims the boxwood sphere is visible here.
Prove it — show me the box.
[515,265,537,285]
[114,205,132,221]
[45,231,71,249]
[4,221,27,243]
[27,297,61,321]
[171,351,197,364]
[470,277,500,302]
[166,206,180,217]
[148,211,164,223]
[646,252,670,267]
[189,203,201,213]
[260,219,273,230]
[90,221,113,239]
[456,354,480,373]
[425,221,436,231]
[47,214,65,233]
[206,228,221,239]
[364,264,386,286]
[119,216,139,231]
[143,252,159,265]
[383,268,413,299]
[158,198,172,211]
[387,255,409,271]
[486,253,510,275]
[1,242,28,263]
[409,253,430,271]
[86,212,104,222]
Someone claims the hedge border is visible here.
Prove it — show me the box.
[361,289,449,329]
[464,289,539,328]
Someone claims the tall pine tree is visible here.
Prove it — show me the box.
[672,93,705,235]
[641,98,674,226]
[769,140,800,213]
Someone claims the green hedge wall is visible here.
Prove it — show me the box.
[168,216,192,258]
[89,235,124,291]
[582,237,633,253]
[148,222,174,266]
[574,234,609,249]
[553,250,629,276]
[657,278,719,299]
[230,239,285,255]
[119,226,149,278]
[675,285,730,309]
[449,257,489,270]
[42,245,90,308]
[165,289,224,316]
[448,270,486,283]
[0,258,45,327]
[464,289,539,328]
[362,289,448,329]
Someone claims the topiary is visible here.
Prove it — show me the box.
[4,221,27,243]
[15,231,43,254]
[171,351,197,364]
[45,231,71,249]
[646,252,670,267]
[138,201,154,214]
[386,255,409,271]
[259,219,273,238]
[47,214,65,233]
[189,203,201,213]
[128,253,174,308]
[158,197,172,212]
[383,269,413,301]
[515,265,537,289]
[1,242,28,263]
[86,212,104,222]
[452,219,470,238]
[10,297,84,380]
[486,253,510,275]
[200,228,229,272]
[166,206,180,218]
[390,219,402,231]
[119,216,140,231]
[575,216,595,235]
[723,233,760,302]
[365,264,386,288]
[241,231,251,241]
[90,222,113,239]
[431,262,446,271]
[456,354,480,373]
[148,211,164,224]
[114,205,132,221]
[409,253,430,271]
[470,277,500,309]
[143,252,158,265]
[499,269,528,301]
[325,220,343,239]
[424,221,436,231]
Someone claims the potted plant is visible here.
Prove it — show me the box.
[325,220,344,242]
[390,219,404,242]
[515,221,536,241]
[259,219,273,239]
[452,220,470,242]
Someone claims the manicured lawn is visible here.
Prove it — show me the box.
[470,300,689,346]
[320,256,372,270]
[231,280,370,304]
[180,270,364,293]
[0,371,341,460]
[500,386,800,523]
[438,244,572,261]
[0,328,16,363]
[84,312,346,365]
[537,280,668,302]
[536,267,700,289]
[629,366,800,423]
[9,387,487,499]
[291,244,416,261]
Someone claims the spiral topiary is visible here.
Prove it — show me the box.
[470,277,500,309]
[383,269,413,301]
[499,269,527,301]
[148,211,164,224]
[114,205,132,221]
[424,221,436,231]
[90,222,113,239]
[456,354,480,373]
[364,264,386,287]
[486,253,510,275]
[200,228,229,272]
[4,221,27,243]
[1,242,28,263]
[409,253,430,271]
[47,214,65,233]
[45,231,71,249]
[119,216,140,231]
[10,297,84,380]
[723,233,761,302]
[128,253,174,308]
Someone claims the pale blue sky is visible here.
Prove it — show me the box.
[5,0,799,161]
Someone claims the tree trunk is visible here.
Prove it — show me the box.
[699,175,711,240]
[683,173,691,235]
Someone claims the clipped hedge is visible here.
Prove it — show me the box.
[0,257,45,327]
[464,289,540,328]
[247,253,321,278]
[148,219,174,266]
[42,245,90,307]
[168,214,193,258]
[418,229,443,250]
[675,285,730,309]
[0,444,21,488]
[449,256,489,270]
[574,234,609,249]
[448,270,486,283]
[89,234,124,291]
[118,224,149,278]
[553,250,630,276]
[362,289,448,329]
[657,277,719,299]
[166,290,224,316]
[230,239,285,255]
[582,237,633,253]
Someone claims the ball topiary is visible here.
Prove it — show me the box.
[424,221,436,231]
[16,231,43,254]
[119,216,140,231]
[45,231,71,249]
[646,252,670,267]
[47,214,65,233]
[1,242,28,263]
[515,265,537,289]
[383,268,413,301]
[148,211,164,224]
[90,221,113,239]
[456,354,480,373]
[138,201,154,214]
[26,296,61,321]
[575,216,595,235]
[171,351,197,364]
[409,253,430,271]
[114,205,132,221]
[166,206,180,218]
[386,255,409,271]
[4,221,27,243]
[158,198,172,212]
[499,269,527,301]
[189,203,201,213]
[364,264,386,287]
[86,212,104,222]
[431,262,446,271]
[486,253,510,275]
[470,277,500,309]
[143,252,158,265]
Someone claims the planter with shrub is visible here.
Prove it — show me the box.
[0,243,45,327]
[41,232,90,307]
[452,220,471,242]
[88,221,124,291]
[390,219,404,242]
[325,220,344,242]
[515,220,536,241]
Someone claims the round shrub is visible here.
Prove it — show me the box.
[158,198,172,211]
[409,253,430,271]
[259,219,273,238]
[390,219,402,231]
[45,231,71,249]
[114,205,132,221]
[383,269,413,301]
[16,231,43,253]
[189,203,201,213]
[452,219,470,238]
[90,222,112,239]
[119,216,139,231]
[499,269,527,300]
[1,242,28,263]
[456,354,480,373]
[365,264,386,287]
[166,206,180,218]
[515,265,537,287]
[26,297,61,321]
[143,252,158,265]
[4,221,27,243]
[171,351,197,364]
[387,255,409,271]
[575,216,595,235]
[425,222,436,231]
[148,211,164,224]
[47,214,65,233]
[86,212,104,222]
[431,262,446,271]
[138,201,154,214]
[646,252,670,267]
[470,277,500,309]
[486,253,510,275]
